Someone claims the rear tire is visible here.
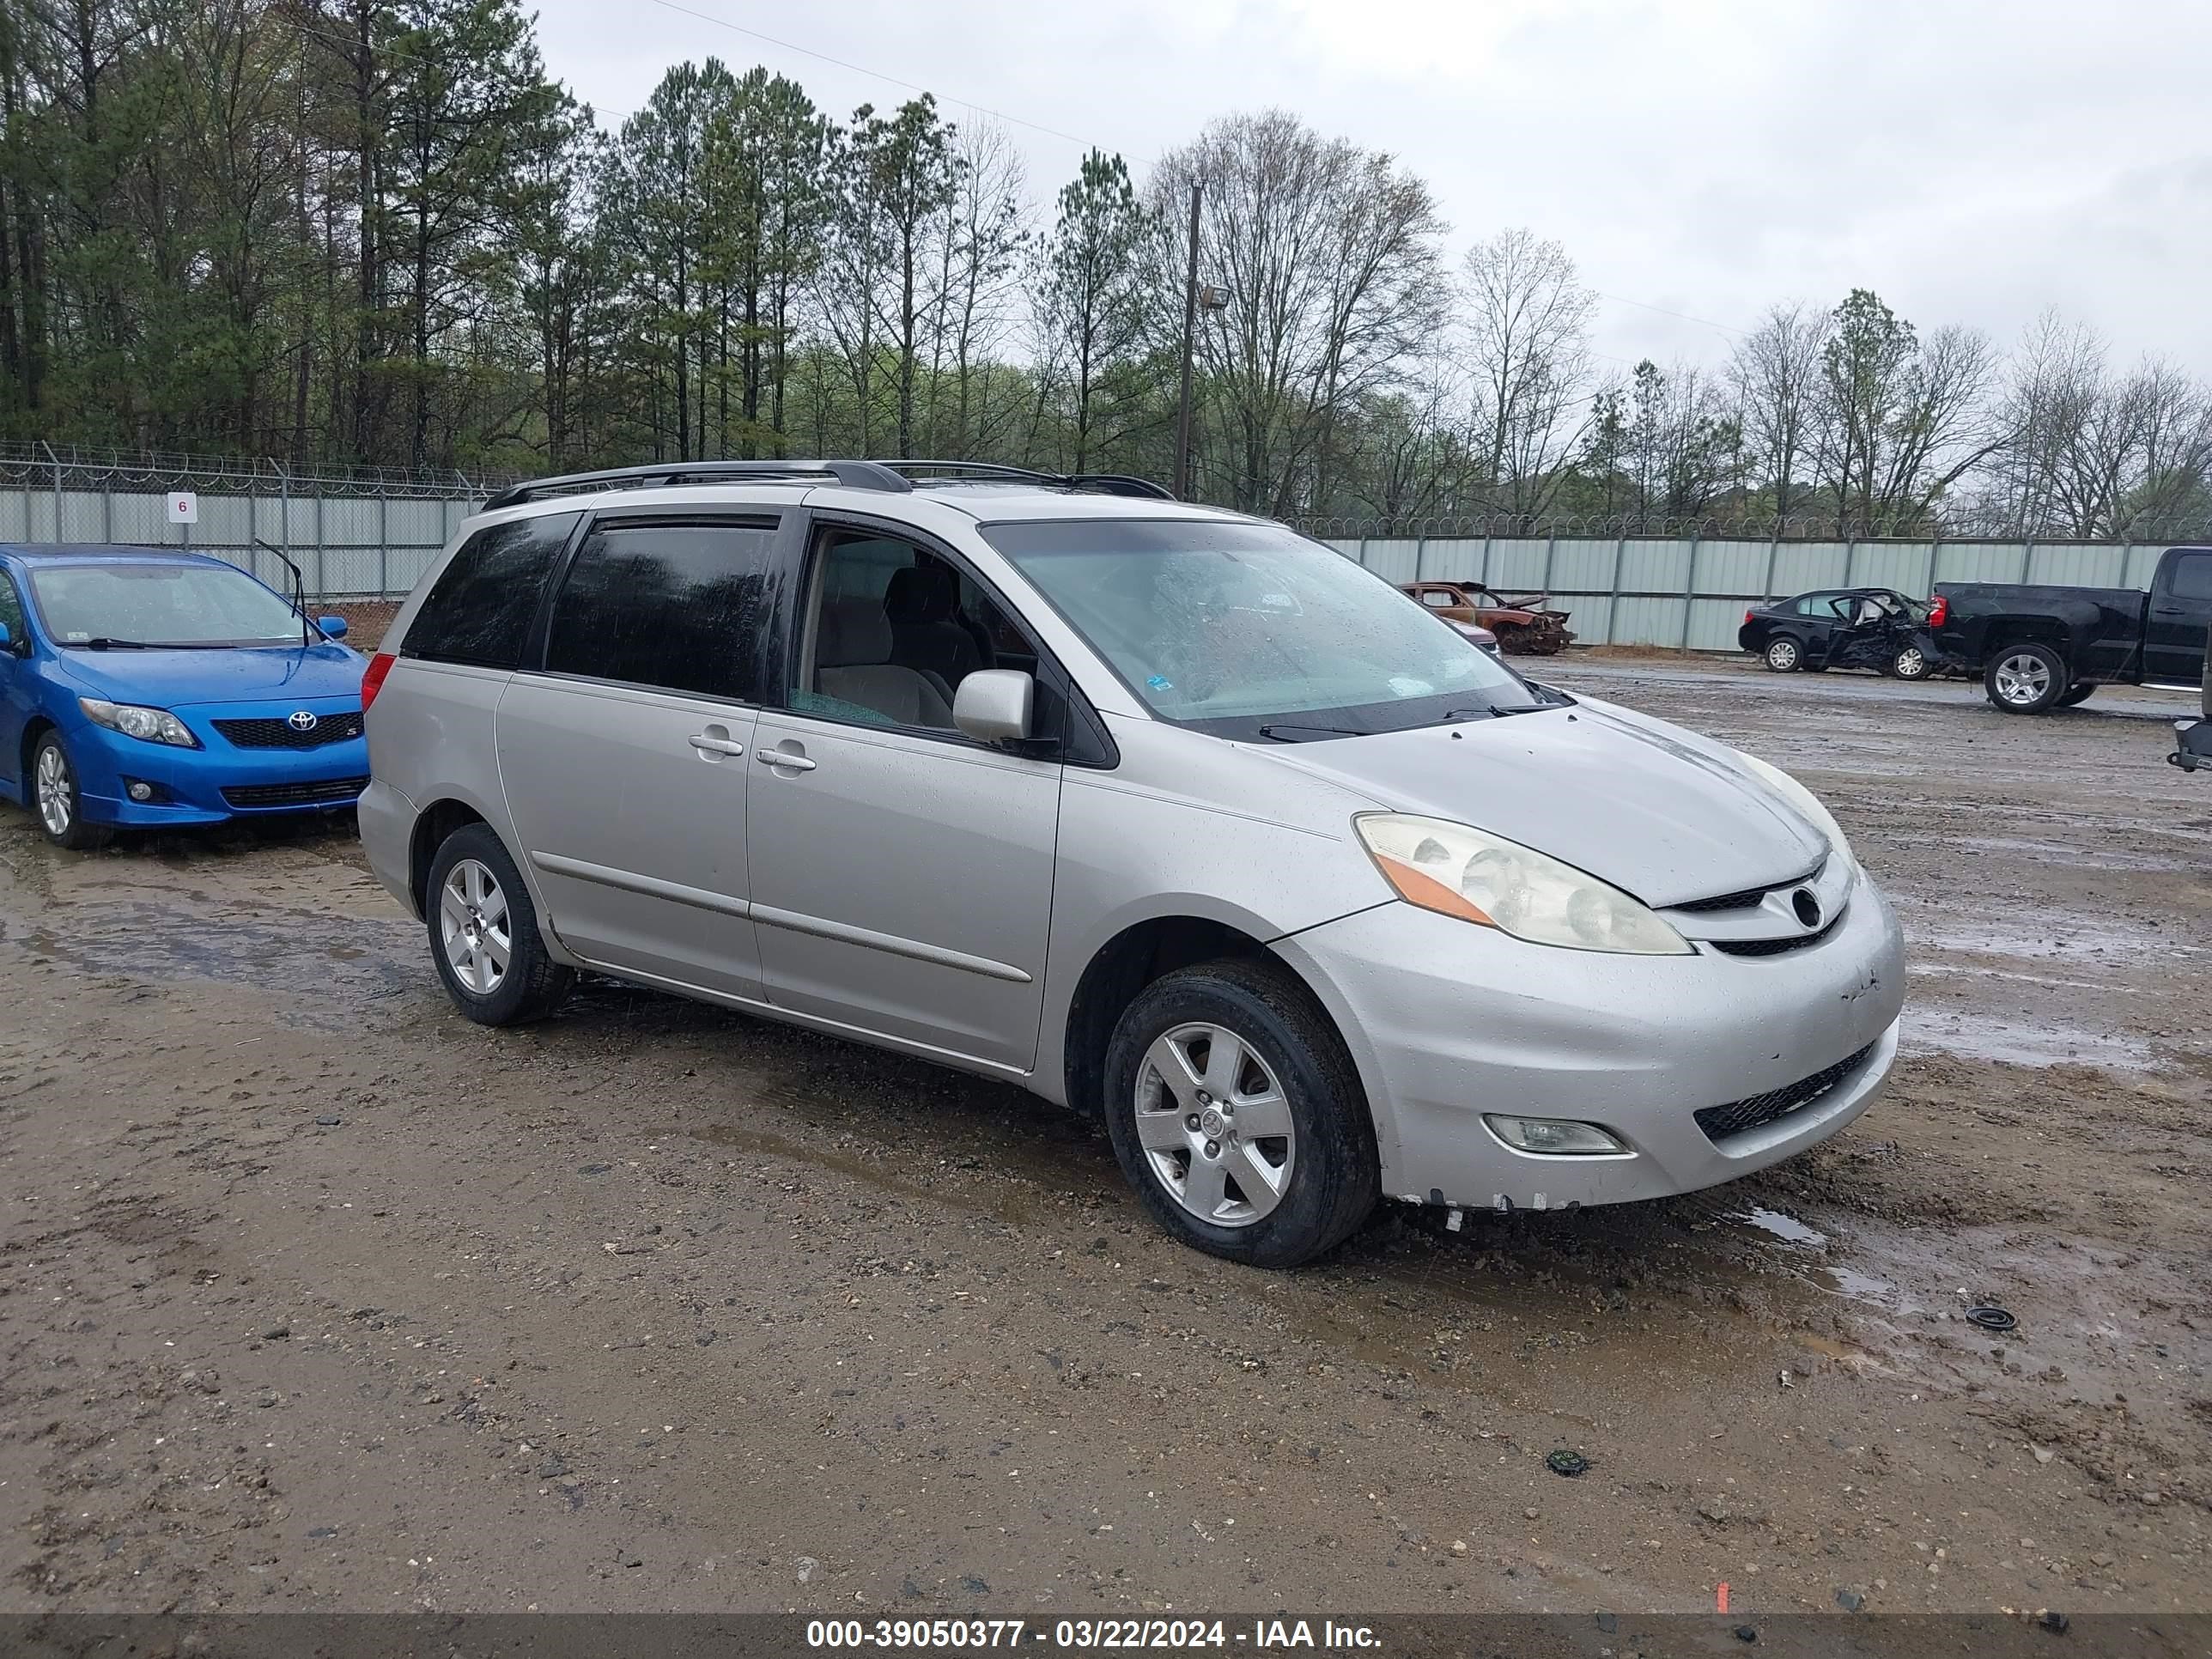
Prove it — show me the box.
[424,823,574,1024]
[1889,644,1934,680]
[1103,957,1377,1268]
[30,732,113,851]
[1984,641,2069,714]
[1762,636,1802,672]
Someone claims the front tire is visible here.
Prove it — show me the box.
[1985,641,2069,714]
[30,732,113,850]
[1762,636,1803,672]
[1103,958,1377,1268]
[425,823,574,1024]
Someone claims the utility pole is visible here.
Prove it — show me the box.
[1172,181,1203,501]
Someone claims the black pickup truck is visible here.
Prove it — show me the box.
[1931,544,2212,714]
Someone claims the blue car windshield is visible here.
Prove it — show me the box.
[30,562,305,647]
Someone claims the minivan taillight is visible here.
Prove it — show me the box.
[362,651,396,714]
[1927,594,1949,628]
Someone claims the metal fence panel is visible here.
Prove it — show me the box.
[1850,542,1937,592]
[2,453,2179,640]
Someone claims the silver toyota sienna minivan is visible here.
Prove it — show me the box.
[358,460,1905,1267]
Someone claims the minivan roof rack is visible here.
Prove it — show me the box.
[482,459,914,512]
[479,458,1177,513]
[873,461,1176,500]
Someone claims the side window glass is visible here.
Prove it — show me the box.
[406,511,579,667]
[789,532,1032,735]
[0,575,24,638]
[544,519,776,700]
[2168,554,2212,602]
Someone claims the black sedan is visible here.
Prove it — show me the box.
[1737,586,1939,678]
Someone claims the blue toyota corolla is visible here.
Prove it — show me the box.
[0,545,368,848]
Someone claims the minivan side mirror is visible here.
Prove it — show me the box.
[952,669,1033,744]
[0,620,10,651]
[316,615,349,640]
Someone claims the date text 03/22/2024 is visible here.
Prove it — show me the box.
[805,1618,1380,1650]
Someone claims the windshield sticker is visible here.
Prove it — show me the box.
[65,629,90,641]
[1147,674,1174,690]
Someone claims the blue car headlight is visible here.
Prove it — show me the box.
[80,696,199,748]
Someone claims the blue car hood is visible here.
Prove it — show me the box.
[54,641,366,708]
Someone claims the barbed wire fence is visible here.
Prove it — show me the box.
[2,444,2200,637]
[0,441,516,598]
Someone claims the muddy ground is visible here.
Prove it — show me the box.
[0,658,2205,1625]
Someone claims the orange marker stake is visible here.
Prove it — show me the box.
[1717,1582,1730,1614]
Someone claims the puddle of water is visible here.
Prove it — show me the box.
[1900,1012,2152,1073]
[1734,1204,1827,1248]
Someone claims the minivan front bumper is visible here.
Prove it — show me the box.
[1274,864,1906,1211]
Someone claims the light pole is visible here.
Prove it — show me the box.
[1172,182,1203,501]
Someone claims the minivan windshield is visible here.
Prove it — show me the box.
[981,519,1550,738]
[31,562,306,648]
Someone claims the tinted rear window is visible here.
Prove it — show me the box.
[404,512,579,667]
[544,519,777,700]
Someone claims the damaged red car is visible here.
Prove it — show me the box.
[1401,581,1576,654]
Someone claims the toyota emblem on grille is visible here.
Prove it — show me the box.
[1792,887,1821,929]
[288,709,319,732]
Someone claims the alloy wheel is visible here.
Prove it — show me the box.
[34,744,71,838]
[1992,652,2051,707]
[1766,640,1799,671]
[440,858,512,995]
[1132,1022,1296,1228]
[1893,647,1927,678]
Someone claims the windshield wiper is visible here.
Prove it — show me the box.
[78,637,225,650]
[1256,722,1363,742]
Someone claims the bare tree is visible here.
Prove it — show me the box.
[1455,228,1595,519]
[1728,301,1826,522]
[924,119,1027,456]
[1979,313,2212,537]
[1149,110,1446,516]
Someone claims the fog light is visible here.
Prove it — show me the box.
[126,780,154,802]
[1484,1115,1627,1156]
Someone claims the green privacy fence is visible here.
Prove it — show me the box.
[1324,533,2170,652]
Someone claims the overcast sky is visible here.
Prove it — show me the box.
[532,0,2212,380]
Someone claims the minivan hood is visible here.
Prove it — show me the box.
[54,641,364,708]
[1252,698,1828,908]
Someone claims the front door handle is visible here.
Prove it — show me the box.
[757,745,816,772]
[2151,605,2186,617]
[688,732,746,757]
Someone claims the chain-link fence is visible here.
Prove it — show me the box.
[0,442,509,600]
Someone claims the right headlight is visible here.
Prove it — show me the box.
[1735,750,1854,870]
[1354,813,1692,956]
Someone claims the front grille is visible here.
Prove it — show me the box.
[214,711,364,749]
[1672,883,1771,914]
[1710,916,1841,957]
[1694,1040,1878,1143]
[221,776,368,810]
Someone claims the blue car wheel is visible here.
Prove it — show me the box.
[32,730,113,851]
